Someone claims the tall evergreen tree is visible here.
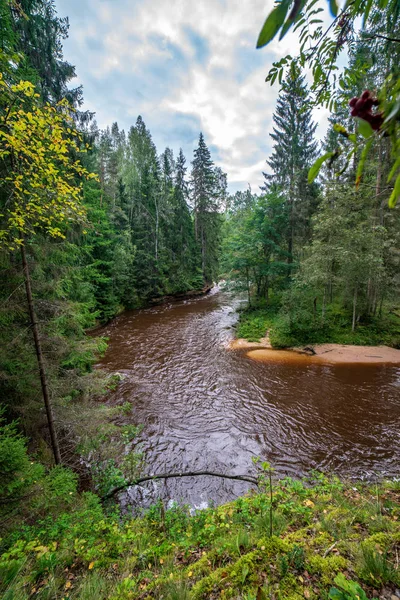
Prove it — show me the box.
[1,0,88,117]
[122,116,163,300]
[191,133,223,284]
[262,64,319,262]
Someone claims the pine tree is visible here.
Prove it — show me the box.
[262,64,319,262]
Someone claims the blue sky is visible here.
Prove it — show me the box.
[55,0,331,192]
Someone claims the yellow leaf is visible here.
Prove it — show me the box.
[65,581,72,590]
[304,499,314,507]
[88,562,95,570]
[159,559,164,564]
[188,571,193,577]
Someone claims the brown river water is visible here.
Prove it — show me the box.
[97,288,400,509]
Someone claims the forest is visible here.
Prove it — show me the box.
[1,0,400,599]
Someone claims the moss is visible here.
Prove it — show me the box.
[307,554,347,585]
[2,478,400,600]
[276,573,307,600]
[190,566,229,599]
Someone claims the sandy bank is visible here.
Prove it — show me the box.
[245,343,400,365]
[228,336,271,350]
[229,336,400,364]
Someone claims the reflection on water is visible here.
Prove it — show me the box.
[97,288,400,508]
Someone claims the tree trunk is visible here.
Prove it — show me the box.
[352,285,358,333]
[378,292,384,318]
[322,286,326,322]
[155,200,159,262]
[21,242,61,465]
[246,266,251,307]
[376,141,383,225]
[201,227,206,280]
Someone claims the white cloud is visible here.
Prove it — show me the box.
[56,0,330,192]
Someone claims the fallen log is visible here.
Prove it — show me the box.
[103,470,259,501]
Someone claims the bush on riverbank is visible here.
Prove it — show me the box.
[1,429,400,600]
[236,303,400,348]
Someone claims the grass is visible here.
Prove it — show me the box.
[1,475,399,600]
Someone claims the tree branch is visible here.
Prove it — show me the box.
[103,471,259,501]
[364,33,400,43]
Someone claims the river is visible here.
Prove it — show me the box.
[97,288,400,509]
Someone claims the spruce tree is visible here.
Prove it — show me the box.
[123,116,163,300]
[191,133,223,284]
[262,64,319,262]
[172,149,200,289]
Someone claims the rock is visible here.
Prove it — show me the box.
[303,346,316,355]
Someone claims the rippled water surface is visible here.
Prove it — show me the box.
[98,289,400,507]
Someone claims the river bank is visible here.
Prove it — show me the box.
[86,285,213,334]
[229,338,400,364]
[2,473,399,600]
[234,305,400,364]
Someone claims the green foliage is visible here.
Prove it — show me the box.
[0,408,43,502]
[329,574,370,599]
[1,474,398,600]
[236,308,274,342]
[359,545,399,586]
[256,0,291,48]
[191,133,225,284]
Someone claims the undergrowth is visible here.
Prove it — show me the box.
[236,303,400,348]
[1,472,399,600]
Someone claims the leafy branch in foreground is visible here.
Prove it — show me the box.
[307,80,400,206]
[257,0,398,107]
[0,76,97,463]
[0,77,96,250]
[257,1,400,205]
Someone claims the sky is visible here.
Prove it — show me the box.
[55,0,331,193]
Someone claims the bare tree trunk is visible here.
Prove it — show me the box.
[322,286,326,322]
[155,200,159,262]
[376,141,384,225]
[378,292,384,318]
[201,227,206,279]
[352,285,358,333]
[21,242,61,465]
[246,266,251,306]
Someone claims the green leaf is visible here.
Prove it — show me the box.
[308,152,335,183]
[388,173,400,209]
[362,0,374,27]
[333,123,353,139]
[279,16,295,40]
[383,98,400,123]
[387,158,400,183]
[256,1,290,48]
[357,118,374,139]
[328,0,339,17]
[356,139,373,189]
[328,588,344,600]
[279,0,307,40]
